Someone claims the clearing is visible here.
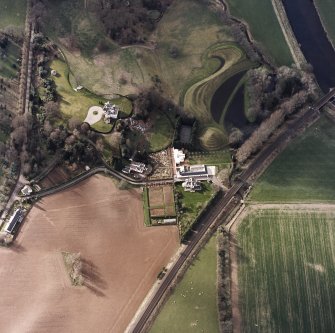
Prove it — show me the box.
[0,174,179,333]
[150,235,219,333]
[235,207,335,332]
[250,116,335,202]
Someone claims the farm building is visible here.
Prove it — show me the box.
[4,208,25,234]
[175,164,217,181]
[103,101,119,123]
[182,178,202,192]
[21,185,33,196]
[122,161,147,174]
[172,147,217,185]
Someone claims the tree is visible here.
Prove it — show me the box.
[68,117,82,131]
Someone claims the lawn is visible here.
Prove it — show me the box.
[250,116,335,202]
[314,0,335,46]
[237,209,335,332]
[226,0,293,66]
[176,182,217,237]
[0,39,20,78]
[150,235,219,333]
[188,150,231,172]
[50,59,131,132]
[0,0,26,29]
[147,112,175,152]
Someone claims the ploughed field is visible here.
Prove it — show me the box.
[237,209,335,332]
[0,175,179,333]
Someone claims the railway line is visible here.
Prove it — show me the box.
[131,90,334,333]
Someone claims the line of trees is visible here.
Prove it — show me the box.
[235,66,318,163]
[217,228,233,333]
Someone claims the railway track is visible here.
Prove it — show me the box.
[131,90,333,333]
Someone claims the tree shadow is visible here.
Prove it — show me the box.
[9,242,26,253]
[81,258,107,297]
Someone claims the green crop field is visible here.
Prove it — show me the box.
[0,0,26,29]
[314,0,335,46]
[237,209,335,332]
[150,235,219,333]
[250,116,335,202]
[226,0,293,66]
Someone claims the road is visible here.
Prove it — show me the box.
[131,90,334,333]
[24,166,173,199]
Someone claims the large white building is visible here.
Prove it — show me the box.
[172,148,217,183]
[103,101,119,123]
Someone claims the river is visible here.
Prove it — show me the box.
[282,0,335,92]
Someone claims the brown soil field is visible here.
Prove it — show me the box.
[149,187,164,207]
[150,208,166,217]
[0,175,179,333]
[163,186,174,206]
[39,166,72,188]
[165,205,176,216]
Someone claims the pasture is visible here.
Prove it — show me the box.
[237,208,335,332]
[150,235,219,333]
[315,0,335,46]
[0,175,179,333]
[250,116,335,202]
[226,0,293,66]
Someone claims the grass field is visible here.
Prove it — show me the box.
[226,0,293,66]
[314,0,335,46]
[250,116,335,202]
[50,59,131,132]
[150,235,219,333]
[0,0,26,29]
[0,39,20,78]
[237,208,335,332]
[147,112,175,152]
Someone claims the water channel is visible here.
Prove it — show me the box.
[282,0,335,92]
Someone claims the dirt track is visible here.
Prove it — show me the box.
[0,175,179,333]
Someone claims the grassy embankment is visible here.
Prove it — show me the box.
[314,0,335,46]
[150,235,219,333]
[237,209,335,332]
[250,116,335,202]
[0,0,26,29]
[50,59,131,133]
[226,0,293,66]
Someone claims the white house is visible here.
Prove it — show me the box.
[103,101,119,123]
